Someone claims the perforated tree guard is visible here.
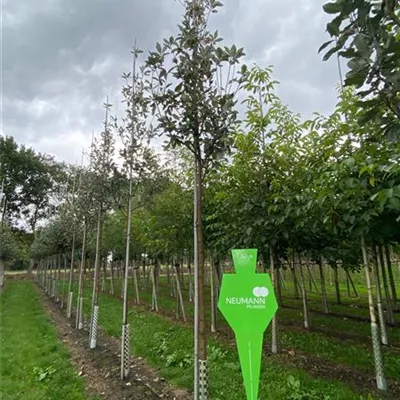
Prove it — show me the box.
[89,305,99,349]
[199,359,208,400]
[67,292,73,318]
[78,297,84,330]
[121,324,130,379]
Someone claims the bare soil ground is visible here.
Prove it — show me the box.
[37,285,190,400]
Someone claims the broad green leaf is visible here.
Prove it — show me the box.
[323,2,343,14]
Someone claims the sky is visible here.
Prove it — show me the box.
[2,0,341,165]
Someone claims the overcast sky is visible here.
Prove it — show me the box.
[3,0,341,164]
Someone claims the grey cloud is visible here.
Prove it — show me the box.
[3,0,341,164]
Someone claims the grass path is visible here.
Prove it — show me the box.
[0,281,89,400]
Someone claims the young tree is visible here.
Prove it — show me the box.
[117,44,155,379]
[145,1,245,397]
[88,102,117,349]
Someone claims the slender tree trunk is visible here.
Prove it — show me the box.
[188,262,193,302]
[142,258,146,290]
[133,265,140,304]
[110,262,115,295]
[210,261,216,333]
[372,246,389,345]
[175,262,186,322]
[55,254,61,303]
[279,268,287,290]
[151,263,159,312]
[361,236,387,391]
[101,259,107,293]
[61,254,67,309]
[290,259,299,299]
[166,263,171,285]
[306,261,318,293]
[67,233,75,318]
[276,259,283,307]
[76,221,87,330]
[333,263,341,305]
[270,246,279,353]
[0,259,5,288]
[193,154,207,400]
[170,261,176,297]
[318,260,329,314]
[378,246,395,325]
[346,271,358,298]
[385,245,398,310]
[89,209,103,349]
[298,256,311,329]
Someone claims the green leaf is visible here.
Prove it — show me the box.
[323,2,343,14]
[343,157,355,168]
[318,40,334,53]
[323,46,338,61]
[327,16,342,36]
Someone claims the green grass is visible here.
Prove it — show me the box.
[0,281,89,400]
[104,278,400,380]
[69,281,376,400]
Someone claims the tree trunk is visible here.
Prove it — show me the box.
[142,258,146,290]
[276,258,283,307]
[279,267,287,290]
[89,209,103,349]
[151,263,159,312]
[298,256,310,329]
[306,261,318,293]
[346,271,358,298]
[166,263,171,285]
[67,233,76,318]
[110,262,115,296]
[290,259,299,299]
[270,246,279,354]
[385,245,398,311]
[214,258,222,288]
[101,259,107,293]
[378,246,395,325]
[210,261,217,333]
[175,262,186,322]
[170,261,176,297]
[188,262,193,302]
[76,221,87,330]
[361,237,387,391]
[193,155,207,400]
[55,254,61,303]
[318,260,329,314]
[0,259,5,288]
[61,254,67,309]
[371,246,389,345]
[333,263,341,305]
[133,264,140,304]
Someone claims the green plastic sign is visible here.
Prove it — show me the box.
[218,249,278,400]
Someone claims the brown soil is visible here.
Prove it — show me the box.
[36,285,190,400]
[282,303,399,327]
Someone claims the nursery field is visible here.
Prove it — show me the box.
[2,1,400,400]
[2,262,399,400]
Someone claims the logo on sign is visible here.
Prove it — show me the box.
[253,287,269,297]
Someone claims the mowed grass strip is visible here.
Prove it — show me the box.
[0,281,88,400]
